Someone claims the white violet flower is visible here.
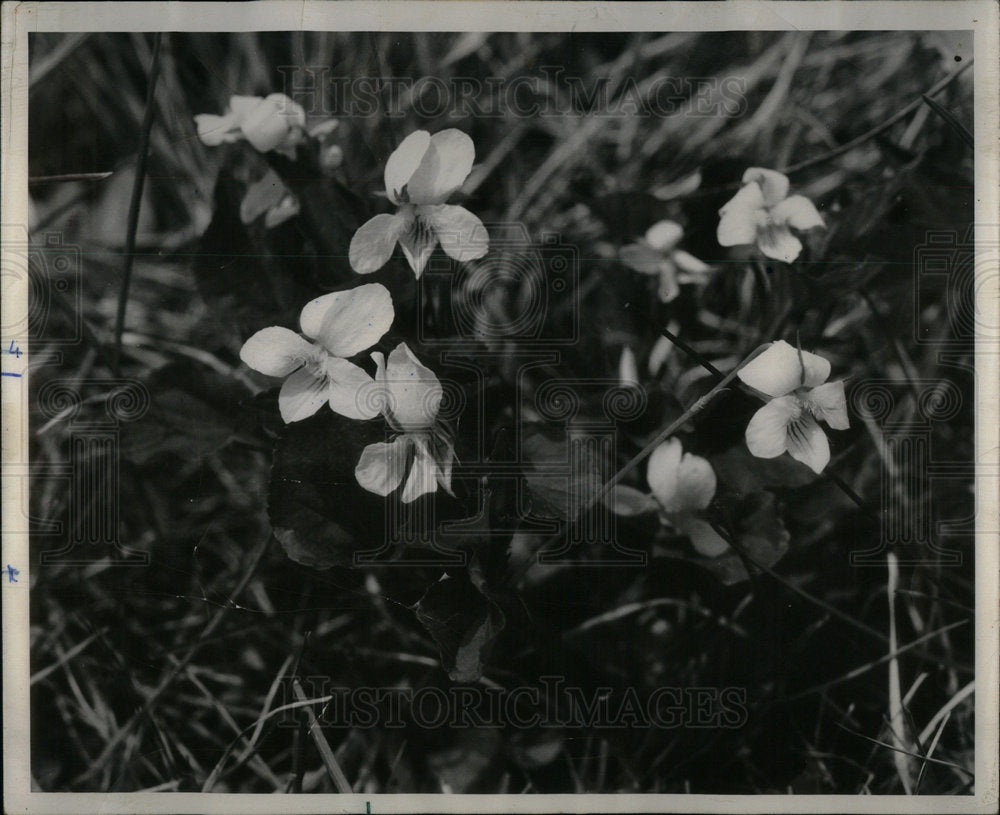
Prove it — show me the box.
[349,129,489,277]
[620,220,711,303]
[609,438,729,558]
[195,93,307,158]
[354,342,456,504]
[717,168,825,263]
[737,340,849,474]
[646,438,729,557]
[239,284,394,423]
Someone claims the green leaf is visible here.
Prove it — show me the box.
[119,362,243,463]
[194,158,338,336]
[508,729,565,769]
[425,727,501,792]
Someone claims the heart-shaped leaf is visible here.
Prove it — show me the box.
[414,564,505,682]
[698,491,790,584]
[710,444,819,497]
[119,362,244,463]
[267,410,390,569]
[508,729,565,769]
[424,727,501,792]
[520,424,613,520]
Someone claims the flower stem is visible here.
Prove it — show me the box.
[511,346,765,584]
[625,303,721,377]
[823,467,881,522]
[641,307,880,520]
[603,355,754,494]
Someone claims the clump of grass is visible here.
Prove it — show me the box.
[28,30,975,794]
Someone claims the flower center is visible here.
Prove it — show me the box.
[780,397,814,445]
[410,206,435,242]
[301,345,329,381]
[795,390,827,421]
[756,207,785,243]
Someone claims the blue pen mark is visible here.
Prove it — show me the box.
[3,340,24,375]
[5,564,19,583]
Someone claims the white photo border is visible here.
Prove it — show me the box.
[2,2,997,813]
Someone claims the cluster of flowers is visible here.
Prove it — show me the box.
[199,103,484,502]
[617,166,826,306]
[239,282,455,503]
[612,338,849,556]
[196,93,848,549]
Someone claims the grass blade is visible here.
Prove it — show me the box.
[112,32,164,375]
[291,677,353,793]
[920,92,974,148]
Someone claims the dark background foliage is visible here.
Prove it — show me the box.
[27,30,975,794]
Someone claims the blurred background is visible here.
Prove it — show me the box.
[26,30,975,794]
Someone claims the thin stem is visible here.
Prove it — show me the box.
[859,287,923,407]
[781,60,972,175]
[823,466,880,521]
[511,347,764,583]
[604,357,752,494]
[112,32,164,375]
[625,303,722,377]
[292,677,353,793]
[887,549,915,793]
[29,171,114,185]
[708,517,762,599]
[920,92,974,148]
[649,310,880,520]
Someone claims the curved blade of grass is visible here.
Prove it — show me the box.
[291,677,353,793]
[782,60,972,174]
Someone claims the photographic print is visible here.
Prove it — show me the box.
[3,2,998,813]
